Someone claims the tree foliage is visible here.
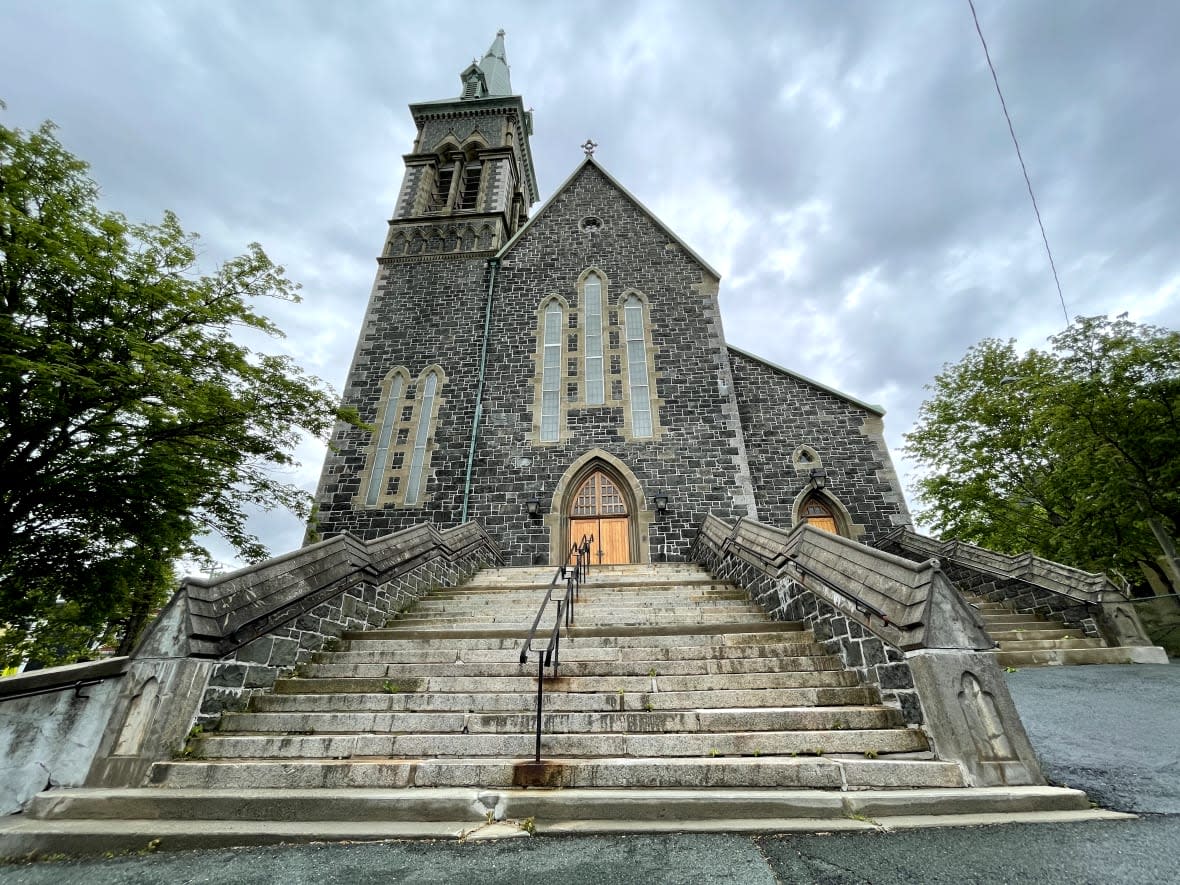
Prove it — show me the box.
[905,314,1180,593]
[0,114,352,666]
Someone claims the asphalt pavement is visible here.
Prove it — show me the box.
[1,662,1176,885]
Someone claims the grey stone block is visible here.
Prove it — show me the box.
[208,664,247,689]
[268,638,299,668]
[905,649,1043,787]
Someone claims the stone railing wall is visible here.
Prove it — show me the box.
[0,658,129,815]
[2,522,503,800]
[877,527,1154,648]
[188,523,500,723]
[691,515,1044,787]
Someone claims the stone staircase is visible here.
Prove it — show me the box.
[877,527,1168,667]
[2,563,1109,853]
[154,563,958,790]
[965,594,1158,667]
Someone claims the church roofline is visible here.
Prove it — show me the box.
[727,344,886,416]
[495,156,721,280]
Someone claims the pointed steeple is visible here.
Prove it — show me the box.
[479,29,512,95]
[459,30,513,99]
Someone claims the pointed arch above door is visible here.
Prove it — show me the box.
[569,470,630,564]
[546,449,653,566]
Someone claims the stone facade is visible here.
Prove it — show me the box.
[728,348,910,544]
[312,43,912,566]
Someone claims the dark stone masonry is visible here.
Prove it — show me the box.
[312,34,912,565]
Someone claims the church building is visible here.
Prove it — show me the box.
[312,32,912,566]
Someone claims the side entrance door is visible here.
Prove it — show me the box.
[568,470,631,564]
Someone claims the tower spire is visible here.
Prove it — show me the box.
[459,30,513,99]
[480,29,512,95]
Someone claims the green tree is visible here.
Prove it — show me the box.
[0,113,353,666]
[905,314,1180,594]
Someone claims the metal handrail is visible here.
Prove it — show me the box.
[519,534,593,763]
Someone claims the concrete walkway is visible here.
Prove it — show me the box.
[1,662,1176,884]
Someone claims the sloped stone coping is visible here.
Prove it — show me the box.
[877,526,1157,649]
[691,515,1045,788]
[0,656,129,701]
[78,522,501,795]
[878,527,1111,600]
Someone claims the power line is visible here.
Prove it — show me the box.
[968,0,1071,327]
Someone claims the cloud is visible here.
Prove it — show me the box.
[4,0,1179,553]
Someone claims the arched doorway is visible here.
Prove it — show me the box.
[547,450,651,566]
[569,470,631,564]
[801,497,839,534]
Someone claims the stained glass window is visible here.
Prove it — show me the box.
[540,301,563,441]
[365,372,405,506]
[624,295,652,437]
[584,273,604,404]
[405,371,438,504]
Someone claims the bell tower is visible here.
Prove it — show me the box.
[383,30,539,260]
[311,32,537,542]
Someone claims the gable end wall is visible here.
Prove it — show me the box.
[728,348,911,543]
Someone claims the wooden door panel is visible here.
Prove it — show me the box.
[569,519,597,563]
[808,516,838,534]
[567,469,633,565]
[598,517,630,565]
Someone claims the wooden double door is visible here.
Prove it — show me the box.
[568,470,632,565]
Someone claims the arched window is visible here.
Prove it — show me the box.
[802,497,839,534]
[583,272,604,404]
[623,294,653,438]
[405,370,439,504]
[365,371,406,506]
[540,299,563,441]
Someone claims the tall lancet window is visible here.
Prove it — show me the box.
[583,272,604,404]
[365,371,406,506]
[540,300,563,441]
[405,371,439,505]
[624,295,653,437]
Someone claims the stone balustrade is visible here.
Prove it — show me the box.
[1,523,501,811]
[691,515,1044,788]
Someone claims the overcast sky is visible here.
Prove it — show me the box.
[3,1,1178,571]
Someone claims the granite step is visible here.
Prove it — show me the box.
[188,727,931,760]
[270,669,865,695]
[2,786,1120,858]
[343,625,808,648]
[18,785,1088,824]
[217,706,906,735]
[383,611,768,629]
[348,620,803,641]
[319,639,828,664]
[995,638,1107,652]
[995,646,1170,667]
[977,618,1062,632]
[298,655,847,680]
[147,755,964,790]
[248,685,883,714]
[987,628,1086,642]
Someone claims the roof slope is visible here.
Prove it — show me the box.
[496,156,721,280]
[728,344,886,415]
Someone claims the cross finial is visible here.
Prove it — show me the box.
[582,139,598,157]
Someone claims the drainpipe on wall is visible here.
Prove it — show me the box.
[461,257,499,523]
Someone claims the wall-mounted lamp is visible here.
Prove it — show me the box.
[808,468,828,490]
[525,495,541,518]
[653,492,669,513]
